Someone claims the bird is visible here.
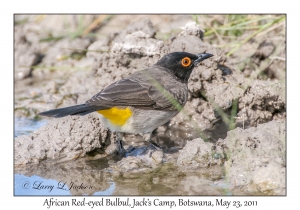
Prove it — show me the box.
[39,52,213,155]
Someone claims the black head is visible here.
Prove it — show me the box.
[155,52,213,82]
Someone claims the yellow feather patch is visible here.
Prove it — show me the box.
[97,107,132,126]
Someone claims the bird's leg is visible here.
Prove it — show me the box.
[142,132,162,151]
[116,132,125,156]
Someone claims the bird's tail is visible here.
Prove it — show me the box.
[39,104,100,118]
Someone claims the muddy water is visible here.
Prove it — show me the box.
[14,118,230,196]
[14,156,230,196]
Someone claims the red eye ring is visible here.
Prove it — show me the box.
[181,57,192,67]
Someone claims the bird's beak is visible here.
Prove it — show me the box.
[194,53,214,65]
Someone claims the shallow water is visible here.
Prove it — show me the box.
[14,157,230,196]
[14,118,231,196]
[14,118,47,137]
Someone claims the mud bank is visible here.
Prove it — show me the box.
[15,113,111,166]
[220,120,286,195]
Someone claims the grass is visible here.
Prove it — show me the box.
[39,15,114,42]
[198,14,285,57]
[225,16,285,56]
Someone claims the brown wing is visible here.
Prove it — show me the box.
[85,70,187,110]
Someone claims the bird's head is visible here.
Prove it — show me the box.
[155,52,214,82]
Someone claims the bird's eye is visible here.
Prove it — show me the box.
[181,57,192,67]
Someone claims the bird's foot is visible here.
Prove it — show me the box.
[147,139,162,151]
[115,139,126,157]
[142,133,163,151]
